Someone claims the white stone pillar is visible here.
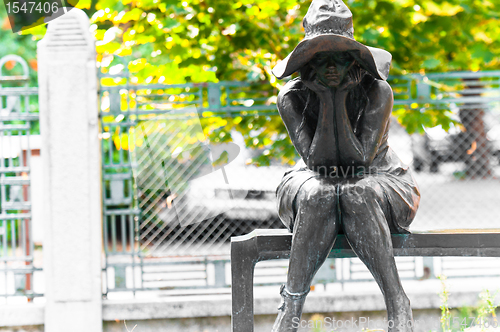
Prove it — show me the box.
[38,9,102,332]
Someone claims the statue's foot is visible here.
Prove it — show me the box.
[271,285,308,332]
[388,296,413,332]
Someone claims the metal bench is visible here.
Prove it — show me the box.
[230,229,500,332]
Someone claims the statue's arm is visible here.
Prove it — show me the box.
[278,82,338,170]
[334,80,393,168]
[277,86,314,163]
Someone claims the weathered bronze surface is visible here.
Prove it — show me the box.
[271,0,420,331]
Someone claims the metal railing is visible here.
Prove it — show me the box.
[0,55,41,300]
[99,69,500,296]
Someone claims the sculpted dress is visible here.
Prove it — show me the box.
[276,77,421,234]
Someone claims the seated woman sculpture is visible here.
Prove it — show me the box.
[270,0,420,331]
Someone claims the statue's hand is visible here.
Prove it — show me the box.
[338,67,363,93]
[302,76,331,98]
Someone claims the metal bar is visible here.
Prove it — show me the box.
[26,124,31,174]
[0,130,4,170]
[111,214,117,253]
[121,213,126,253]
[2,203,31,210]
[104,107,200,116]
[104,209,140,216]
[136,93,201,99]
[0,175,5,214]
[103,215,109,254]
[0,88,38,96]
[422,71,500,79]
[0,124,31,131]
[392,99,500,106]
[140,255,144,294]
[27,216,34,299]
[0,291,43,297]
[21,217,26,258]
[129,214,134,254]
[102,163,134,170]
[0,255,35,261]
[104,287,232,293]
[0,214,31,220]
[2,217,6,257]
[98,73,128,79]
[125,82,131,113]
[7,130,13,169]
[3,262,6,297]
[0,178,30,185]
[0,76,29,82]
[101,84,201,91]
[141,276,207,283]
[227,97,272,103]
[159,100,201,109]
[106,259,234,268]
[107,128,113,166]
[103,172,134,180]
[102,106,278,118]
[129,213,136,295]
[102,111,279,123]
[24,91,30,116]
[18,131,25,168]
[10,219,15,257]
[0,168,30,174]
[0,292,43,298]
[117,126,124,166]
[198,85,204,110]
[448,88,500,94]
[0,115,39,122]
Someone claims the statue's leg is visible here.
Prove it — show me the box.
[340,179,413,332]
[272,178,340,332]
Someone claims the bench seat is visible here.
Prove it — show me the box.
[231,229,500,332]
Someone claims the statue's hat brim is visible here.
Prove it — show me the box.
[272,34,392,81]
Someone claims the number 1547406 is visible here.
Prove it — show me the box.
[6,1,60,14]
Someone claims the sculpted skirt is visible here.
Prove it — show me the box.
[276,162,420,234]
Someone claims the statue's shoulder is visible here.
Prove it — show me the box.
[281,77,304,93]
[373,79,392,92]
[363,77,394,115]
[365,76,392,96]
[277,78,308,110]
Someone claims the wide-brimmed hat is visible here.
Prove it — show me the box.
[272,0,392,81]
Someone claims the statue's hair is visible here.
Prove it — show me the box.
[297,60,373,138]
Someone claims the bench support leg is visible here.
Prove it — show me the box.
[231,239,258,332]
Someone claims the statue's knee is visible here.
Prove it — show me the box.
[340,182,379,209]
[296,179,336,211]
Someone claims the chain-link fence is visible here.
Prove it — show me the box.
[100,78,287,294]
[100,71,500,295]
[100,79,283,255]
[131,115,287,256]
[390,72,500,232]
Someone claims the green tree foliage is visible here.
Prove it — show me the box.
[90,0,308,83]
[0,5,41,84]
[2,0,500,165]
[88,0,500,164]
[88,0,500,81]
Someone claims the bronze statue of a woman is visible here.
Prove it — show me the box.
[271,0,420,331]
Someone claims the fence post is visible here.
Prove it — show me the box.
[37,9,102,332]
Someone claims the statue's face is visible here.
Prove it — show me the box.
[309,52,355,87]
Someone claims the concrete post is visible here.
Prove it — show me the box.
[38,9,102,332]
